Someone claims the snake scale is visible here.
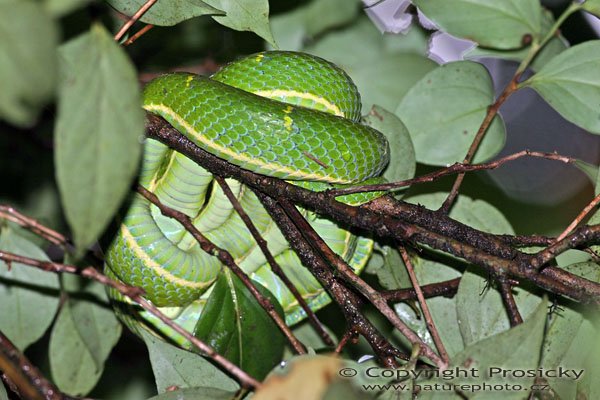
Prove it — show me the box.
[105,51,390,348]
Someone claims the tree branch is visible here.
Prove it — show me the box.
[214,176,334,347]
[136,185,307,355]
[145,114,600,305]
[0,330,77,400]
[256,192,409,366]
[0,250,261,389]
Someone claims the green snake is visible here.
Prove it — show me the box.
[105,51,389,348]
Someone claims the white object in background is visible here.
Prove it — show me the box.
[363,0,413,34]
[427,32,476,64]
[584,11,600,36]
[357,354,375,363]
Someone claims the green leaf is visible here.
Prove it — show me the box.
[204,0,275,47]
[306,17,436,112]
[374,246,411,291]
[426,195,525,349]
[290,321,336,352]
[413,0,543,49]
[525,40,600,134]
[423,299,547,400]
[465,9,568,73]
[0,227,60,350]
[402,193,517,357]
[363,105,416,188]
[49,277,122,396]
[0,380,6,400]
[269,0,361,50]
[147,388,238,400]
[456,268,542,346]
[578,337,600,399]
[396,61,506,166]
[107,0,222,26]
[141,330,239,394]
[572,159,598,186]
[0,0,58,126]
[466,37,568,74]
[541,262,600,399]
[377,194,467,355]
[43,0,91,17]
[193,270,286,380]
[55,24,145,254]
[323,380,372,400]
[583,0,600,17]
[390,252,465,358]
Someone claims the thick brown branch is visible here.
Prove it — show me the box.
[256,192,408,366]
[0,330,75,400]
[145,115,600,305]
[275,198,445,367]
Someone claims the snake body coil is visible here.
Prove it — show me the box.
[105,51,389,347]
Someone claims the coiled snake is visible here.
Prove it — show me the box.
[105,51,389,348]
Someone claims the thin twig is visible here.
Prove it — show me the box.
[136,185,307,355]
[214,176,335,347]
[440,76,520,213]
[0,250,261,389]
[439,3,583,213]
[555,192,600,243]
[114,0,158,42]
[123,24,154,46]
[277,198,446,368]
[0,206,67,246]
[398,246,449,364]
[334,330,357,354]
[0,330,77,400]
[327,150,577,197]
[498,280,523,326]
[533,224,600,270]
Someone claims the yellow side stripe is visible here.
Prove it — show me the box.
[121,224,213,289]
[252,89,344,117]
[143,103,350,184]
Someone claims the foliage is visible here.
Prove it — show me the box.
[1,0,600,399]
